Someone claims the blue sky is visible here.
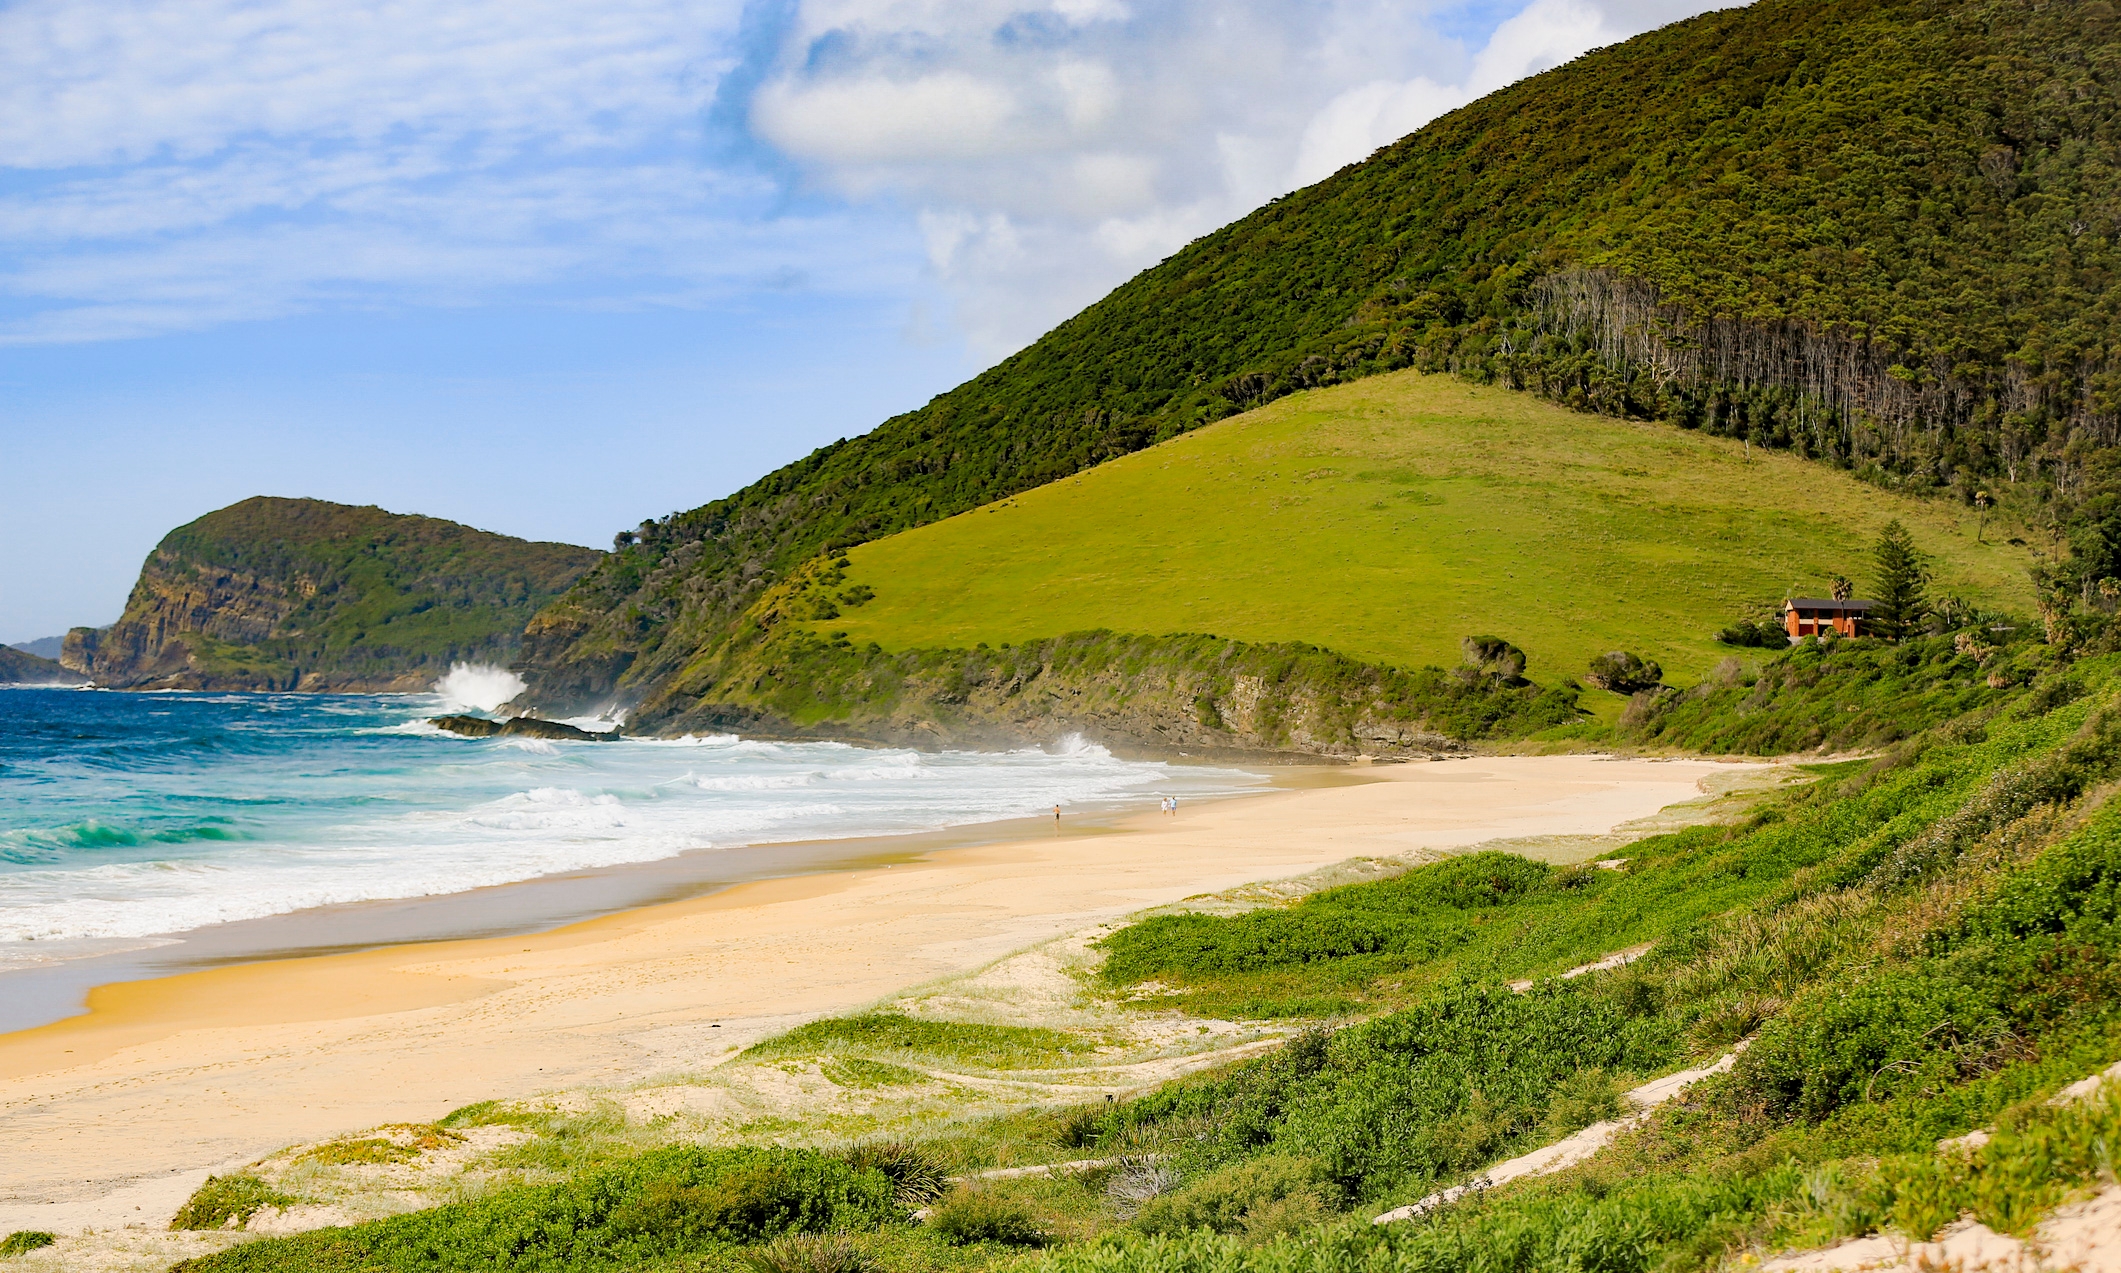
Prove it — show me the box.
[0,0,1730,644]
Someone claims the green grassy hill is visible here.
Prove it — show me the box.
[65,497,601,692]
[519,0,2117,719]
[817,373,2035,688]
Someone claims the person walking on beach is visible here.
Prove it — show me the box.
[1054,803,1062,822]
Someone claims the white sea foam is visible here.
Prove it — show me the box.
[433,662,527,713]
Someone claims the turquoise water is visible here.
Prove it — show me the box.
[0,686,1264,972]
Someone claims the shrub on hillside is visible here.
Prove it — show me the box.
[1716,619,1787,648]
[925,1188,1047,1247]
[1460,635,1527,682]
[1135,1157,1341,1241]
[1586,651,1663,693]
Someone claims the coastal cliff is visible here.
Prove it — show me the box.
[65,497,601,692]
[0,644,85,685]
[648,630,1576,759]
[616,567,1579,755]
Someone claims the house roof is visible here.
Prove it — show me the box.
[1784,598,1874,612]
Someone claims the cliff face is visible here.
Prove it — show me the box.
[645,628,1579,759]
[0,644,85,685]
[618,570,1579,755]
[66,497,602,692]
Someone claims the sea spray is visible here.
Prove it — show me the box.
[434,662,527,714]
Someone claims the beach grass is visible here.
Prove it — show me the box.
[743,1013,1107,1072]
[819,371,2036,688]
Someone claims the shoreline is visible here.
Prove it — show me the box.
[0,765,1343,1037]
[0,753,1754,1235]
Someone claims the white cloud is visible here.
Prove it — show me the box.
[0,0,1738,351]
[749,0,1740,358]
[0,0,940,342]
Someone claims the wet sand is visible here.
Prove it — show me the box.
[0,754,1737,1233]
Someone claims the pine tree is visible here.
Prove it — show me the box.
[1868,521,1929,640]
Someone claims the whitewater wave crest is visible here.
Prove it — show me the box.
[433,663,526,714]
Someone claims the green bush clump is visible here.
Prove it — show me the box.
[1585,651,1663,694]
[1541,1068,1629,1138]
[924,1189,1047,1248]
[170,1175,299,1231]
[0,1231,55,1256]
[742,1233,877,1273]
[1098,852,1566,992]
[168,1146,895,1271]
[1098,983,1674,1203]
[1715,619,1788,649]
[837,1142,949,1208]
[1134,1157,1341,1241]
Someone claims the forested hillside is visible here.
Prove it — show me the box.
[521,0,2120,717]
[65,498,600,692]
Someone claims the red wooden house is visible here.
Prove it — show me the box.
[1782,597,1873,640]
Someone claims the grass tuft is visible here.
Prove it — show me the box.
[170,1175,298,1231]
[0,1231,56,1256]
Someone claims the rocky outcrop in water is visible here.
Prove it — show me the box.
[429,714,613,742]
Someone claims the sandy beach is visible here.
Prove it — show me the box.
[0,754,1743,1237]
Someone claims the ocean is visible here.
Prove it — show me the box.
[0,683,1266,982]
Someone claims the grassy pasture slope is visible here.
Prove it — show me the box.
[824,372,2036,686]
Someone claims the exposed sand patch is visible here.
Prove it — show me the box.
[1756,1188,2121,1273]
[0,754,1770,1246]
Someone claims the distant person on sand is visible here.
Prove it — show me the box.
[1054,803,1061,821]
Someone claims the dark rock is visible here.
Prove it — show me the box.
[430,714,613,742]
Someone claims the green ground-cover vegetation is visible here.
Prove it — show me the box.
[814,373,2033,689]
[171,1147,898,1271]
[742,1014,1102,1072]
[186,625,2121,1273]
[518,0,2114,723]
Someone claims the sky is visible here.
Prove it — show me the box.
[0,0,1734,644]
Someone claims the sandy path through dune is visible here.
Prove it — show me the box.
[0,754,1736,1232]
